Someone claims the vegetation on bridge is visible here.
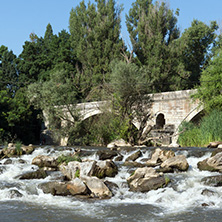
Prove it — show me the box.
[0,0,221,146]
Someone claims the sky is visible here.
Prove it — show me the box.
[1,0,222,56]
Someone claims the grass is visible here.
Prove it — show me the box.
[75,169,80,178]
[15,141,23,156]
[178,110,222,147]
[57,154,82,165]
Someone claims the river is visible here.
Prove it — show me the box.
[0,146,221,222]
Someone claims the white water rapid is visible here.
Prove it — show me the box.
[0,146,221,222]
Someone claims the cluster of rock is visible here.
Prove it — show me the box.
[0,143,35,159]
[13,146,192,199]
[17,153,119,199]
[197,148,222,189]
[7,142,222,201]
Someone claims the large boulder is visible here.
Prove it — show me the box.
[59,160,96,180]
[93,160,118,179]
[32,155,58,169]
[160,155,189,172]
[127,167,169,192]
[38,181,70,196]
[59,160,118,180]
[21,145,35,155]
[207,141,222,148]
[80,175,112,198]
[125,150,142,162]
[211,148,222,157]
[96,150,118,160]
[17,169,48,180]
[8,189,23,198]
[107,139,131,148]
[146,148,175,167]
[67,178,89,195]
[2,146,17,157]
[127,167,159,184]
[197,152,222,172]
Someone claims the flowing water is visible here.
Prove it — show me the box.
[0,146,222,222]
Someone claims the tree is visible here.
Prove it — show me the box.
[194,49,222,112]
[27,66,80,143]
[0,46,18,92]
[108,61,152,144]
[18,24,74,83]
[126,0,188,92]
[69,0,124,99]
[179,20,218,88]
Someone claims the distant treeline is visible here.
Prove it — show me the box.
[0,0,221,145]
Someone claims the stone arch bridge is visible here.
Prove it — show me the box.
[44,89,203,146]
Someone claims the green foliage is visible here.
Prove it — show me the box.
[15,141,23,156]
[179,20,218,88]
[178,121,202,147]
[1,1,221,146]
[75,169,80,178]
[0,45,18,92]
[126,0,188,92]
[178,110,222,146]
[27,66,80,144]
[69,0,124,99]
[70,61,152,146]
[200,110,222,143]
[164,176,171,186]
[68,111,131,146]
[194,49,222,112]
[57,154,82,165]
[109,61,152,144]
[18,24,74,83]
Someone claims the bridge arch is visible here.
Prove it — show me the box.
[43,89,203,146]
[81,109,103,121]
[172,105,204,144]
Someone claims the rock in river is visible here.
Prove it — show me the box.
[160,155,189,172]
[197,152,222,172]
[127,167,169,193]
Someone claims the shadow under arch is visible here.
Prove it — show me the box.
[68,112,139,146]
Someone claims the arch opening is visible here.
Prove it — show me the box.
[190,110,205,125]
[156,113,165,129]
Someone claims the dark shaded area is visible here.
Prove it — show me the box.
[156,113,166,129]
[190,110,205,125]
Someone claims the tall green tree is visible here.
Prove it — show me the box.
[18,24,74,83]
[126,0,188,92]
[194,49,222,112]
[0,46,18,92]
[69,0,124,99]
[179,20,218,88]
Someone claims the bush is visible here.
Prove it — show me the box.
[68,112,133,146]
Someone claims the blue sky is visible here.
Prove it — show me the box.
[1,0,221,56]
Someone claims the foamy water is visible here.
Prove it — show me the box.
[0,146,221,221]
